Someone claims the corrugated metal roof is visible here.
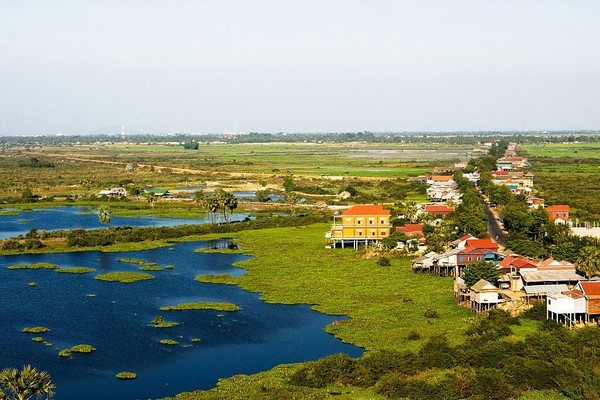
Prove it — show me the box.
[524,284,569,294]
[520,270,584,283]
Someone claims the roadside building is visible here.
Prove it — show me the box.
[547,205,570,223]
[327,204,391,249]
[470,279,501,312]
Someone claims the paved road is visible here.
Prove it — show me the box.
[482,199,505,245]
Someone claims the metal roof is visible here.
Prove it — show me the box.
[524,284,569,294]
[520,270,584,283]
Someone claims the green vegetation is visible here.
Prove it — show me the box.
[159,339,179,345]
[28,282,37,287]
[32,337,44,343]
[160,302,241,312]
[8,263,57,270]
[151,315,180,328]
[195,274,237,285]
[55,267,95,274]
[116,372,137,380]
[59,344,96,358]
[22,327,49,334]
[139,265,164,271]
[95,272,154,283]
[118,257,151,265]
[0,364,55,400]
[191,338,201,343]
[462,261,501,287]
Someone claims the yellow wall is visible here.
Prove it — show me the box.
[338,215,390,239]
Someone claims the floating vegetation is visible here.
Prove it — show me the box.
[59,344,96,357]
[43,342,52,347]
[95,272,154,283]
[118,257,155,266]
[87,294,96,297]
[150,315,179,328]
[70,344,96,353]
[160,302,241,312]
[28,282,38,287]
[195,274,237,285]
[23,327,49,334]
[8,262,58,270]
[116,372,137,380]
[159,339,179,345]
[191,338,201,343]
[166,264,174,269]
[139,265,164,271]
[32,337,43,342]
[56,267,96,274]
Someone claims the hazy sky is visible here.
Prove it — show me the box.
[1,1,599,134]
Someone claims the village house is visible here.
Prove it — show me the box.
[395,223,424,238]
[497,156,530,171]
[547,205,570,223]
[547,281,600,326]
[526,195,545,210]
[426,175,455,186]
[97,187,128,198]
[327,204,391,249]
[423,204,454,218]
[469,279,501,313]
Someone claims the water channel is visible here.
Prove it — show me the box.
[0,208,362,399]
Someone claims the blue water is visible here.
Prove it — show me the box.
[0,240,362,400]
[0,206,250,240]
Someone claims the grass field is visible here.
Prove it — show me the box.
[521,142,600,159]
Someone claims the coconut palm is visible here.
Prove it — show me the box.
[98,206,111,227]
[577,246,600,278]
[0,365,55,400]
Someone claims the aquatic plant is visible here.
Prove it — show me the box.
[58,350,71,358]
[191,338,201,343]
[195,274,237,285]
[22,327,49,334]
[166,264,174,269]
[70,344,96,353]
[160,302,241,312]
[32,337,43,342]
[56,267,96,274]
[150,315,179,328]
[159,339,179,345]
[8,263,58,270]
[86,294,96,297]
[95,272,154,283]
[28,282,38,287]
[116,372,137,380]
[118,257,152,265]
[139,265,164,271]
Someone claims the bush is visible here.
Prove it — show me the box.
[376,257,391,267]
[424,309,439,319]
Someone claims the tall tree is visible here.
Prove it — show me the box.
[0,365,55,400]
[98,206,111,228]
[577,246,600,278]
[146,192,157,227]
[462,260,501,287]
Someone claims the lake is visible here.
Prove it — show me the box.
[0,206,250,240]
[0,241,362,399]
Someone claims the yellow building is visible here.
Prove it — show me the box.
[328,204,392,249]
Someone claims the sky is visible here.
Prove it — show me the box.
[1,0,599,135]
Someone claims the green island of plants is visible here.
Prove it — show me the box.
[139,265,164,271]
[118,257,153,265]
[116,371,137,380]
[151,315,180,328]
[32,336,43,342]
[56,266,96,274]
[159,302,241,312]
[8,262,58,270]
[28,281,38,286]
[95,271,154,283]
[22,327,50,334]
[159,339,179,345]
[191,338,201,343]
[59,344,96,357]
[194,274,237,285]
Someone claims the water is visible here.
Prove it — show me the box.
[0,240,362,399]
[0,206,250,240]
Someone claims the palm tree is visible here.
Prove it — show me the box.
[577,246,600,278]
[0,365,55,400]
[146,192,156,227]
[98,206,111,227]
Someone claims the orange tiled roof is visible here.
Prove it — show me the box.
[579,282,600,297]
[342,204,390,216]
[464,238,499,250]
[547,205,570,212]
[428,175,454,181]
[424,205,454,213]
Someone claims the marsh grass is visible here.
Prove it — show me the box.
[23,327,49,334]
[56,266,96,274]
[195,274,237,285]
[160,302,241,312]
[140,265,164,271]
[8,262,58,270]
[116,372,137,380]
[95,271,154,283]
[160,339,179,345]
[32,337,43,342]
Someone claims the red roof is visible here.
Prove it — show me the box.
[342,204,390,216]
[396,224,424,236]
[491,170,509,176]
[428,175,454,181]
[547,205,570,212]
[459,234,475,241]
[424,204,454,213]
[464,238,499,251]
[578,282,600,297]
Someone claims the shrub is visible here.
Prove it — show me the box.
[424,309,439,319]
[376,257,391,267]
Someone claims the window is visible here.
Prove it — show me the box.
[468,257,472,261]
[371,231,376,236]
[369,220,374,224]
[459,256,464,262]
[381,219,386,224]
[358,232,363,236]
